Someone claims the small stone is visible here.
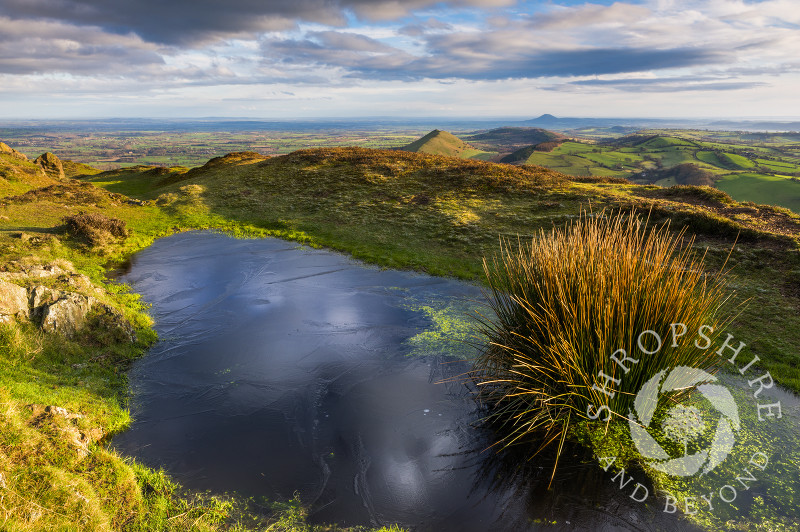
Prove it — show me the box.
[0,280,29,321]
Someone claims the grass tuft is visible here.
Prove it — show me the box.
[472,210,734,468]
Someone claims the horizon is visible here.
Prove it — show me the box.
[4,114,800,123]
[1,0,799,120]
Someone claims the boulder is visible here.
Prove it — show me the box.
[64,272,95,293]
[0,281,29,322]
[39,293,96,337]
[1,264,134,340]
[29,264,68,278]
[34,152,65,180]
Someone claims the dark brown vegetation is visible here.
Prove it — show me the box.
[532,140,564,152]
[62,211,128,246]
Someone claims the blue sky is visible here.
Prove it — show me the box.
[0,0,798,119]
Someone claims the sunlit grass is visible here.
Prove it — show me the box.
[2,145,799,529]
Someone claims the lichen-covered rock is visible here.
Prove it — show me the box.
[0,261,72,281]
[64,272,96,293]
[1,262,135,340]
[39,293,96,337]
[34,152,65,180]
[27,263,68,278]
[0,280,29,322]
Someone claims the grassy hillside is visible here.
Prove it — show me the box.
[2,142,800,530]
[0,143,56,196]
[400,129,494,160]
[85,147,800,389]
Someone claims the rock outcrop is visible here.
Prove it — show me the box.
[1,262,73,282]
[0,141,29,162]
[34,152,66,180]
[0,263,135,340]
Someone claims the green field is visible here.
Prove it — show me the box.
[493,131,800,213]
[717,173,800,213]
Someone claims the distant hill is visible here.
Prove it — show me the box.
[522,114,701,132]
[465,127,565,152]
[526,114,560,125]
[400,130,486,159]
[709,120,800,132]
[499,141,564,164]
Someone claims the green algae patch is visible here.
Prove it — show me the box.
[399,289,483,360]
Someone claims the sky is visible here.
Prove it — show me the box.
[1,0,799,119]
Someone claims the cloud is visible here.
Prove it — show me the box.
[1,0,798,117]
[0,16,163,75]
[266,28,726,81]
[268,31,408,68]
[565,77,769,92]
[398,19,454,36]
[263,0,800,84]
[0,0,514,45]
[527,1,651,30]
